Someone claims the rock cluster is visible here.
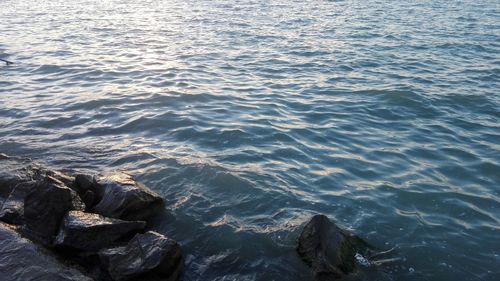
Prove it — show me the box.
[1,154,384,281]
[0,154,183,281]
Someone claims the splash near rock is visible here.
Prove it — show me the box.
[297,214,373,279]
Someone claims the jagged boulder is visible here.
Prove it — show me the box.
[0,222,93,281]
[22,176,74,246]
[0,157,85,222]
[297,214,371,279]
[55,210,146,251]
[75,172,164,221]
[98,231,183,281]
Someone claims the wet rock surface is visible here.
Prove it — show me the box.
[0,181,33,224]
[78,172,165,221]
[297,214,372,280]
[99,231,183,281]
[74,174,99,208]
[0,156,182,281]
[0,155,34,197]
[0,222,93,281]
[23,175,74,245]
[55,211,147,251]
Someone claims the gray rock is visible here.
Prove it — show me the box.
[297,214,371,279]
[55,210,146,251]
[23,176,74,246]
[91,172,164,221]
[99,231,183,281]
[0,222,93,281]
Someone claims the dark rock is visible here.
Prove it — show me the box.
[0,157,86,210]
[0,222,93,281]
[45,170,87,211]
[74,174,102,209]
[0,162,85,226]
[297,214,371,279]
[0,156,71,195]
[75,174,96,190]
[0,156,179,280]
[91,172,164,221]
[82,190,97,209]
[0,182,34,224]
[98,231,183,281]
[0,157,33,198]
[55,210,146,251]
[23,175,74,246]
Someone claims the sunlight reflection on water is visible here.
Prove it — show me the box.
[1,0,499,280]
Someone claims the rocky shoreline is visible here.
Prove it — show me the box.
[0,154,385,281]
[0,154,182,281]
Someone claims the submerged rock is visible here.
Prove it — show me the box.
[297,214,371,279]
[23,176,74,246]
[0,222,93,281]
[75,172,164,221]
[99,231,183,281]
[55,210,146,251]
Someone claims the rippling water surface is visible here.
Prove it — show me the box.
[1,0,499,280]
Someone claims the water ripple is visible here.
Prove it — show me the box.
[1,0,499,280]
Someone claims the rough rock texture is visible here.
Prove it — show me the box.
[55,210,146,251]
[0,157,85,224]
[297,214,370,279]
[23,176,74,245]
[0,222,93,281]
[0,155,178,281]
[99,231,183,281]
[75,172,164,221]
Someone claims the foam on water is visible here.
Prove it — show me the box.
[1,0,499,280]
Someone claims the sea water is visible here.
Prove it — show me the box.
[0,1,499,280]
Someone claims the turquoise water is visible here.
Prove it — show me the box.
[1,0,499,280]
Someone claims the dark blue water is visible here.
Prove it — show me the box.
[1,0,499,280]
